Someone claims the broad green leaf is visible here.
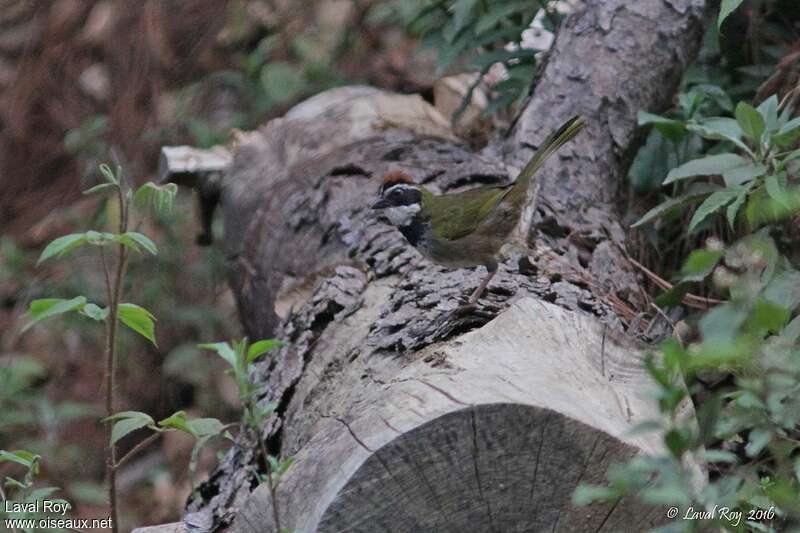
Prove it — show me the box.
[186,417,225,438]
[664,153,749,184]
[117,232,157,255]
[637,111,686,141]
[745,428,772,458]
[159,411,193,436]
[628,130,675,192]
[247,339,286,364]
[654,282,691,307]
[452,0,479,32]
[631,184,719,227]
[198,342,238,369]
[118,303,157,346]
[84,230,115,246]
[83,182,116,196]
[681,249,724,282]
[721,162,765,187]
[80,303,108,322]
[772,117,800,147]
[725,183,752,229]
[778,116,800,136]
[688,189,740,233]
[134,182,177,214]
[687,118,752,156]
[474,0,532,34]
[747,298,790,335]
[718,0,744,29]
[23,296,87,332]
[763,269,800,311]
[756,95,779,133]
[37,233,88,264]
[765,174,788,208]
[735,101,765,143]
[105,412,155,445]
[0,450,39,469]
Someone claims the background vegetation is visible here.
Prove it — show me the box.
[2,0,800,531]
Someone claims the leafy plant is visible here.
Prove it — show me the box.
[199,338,296,533]
[633,95,800,235]
[576,233,800,531]
[0,449,67,533]
[21,163,208,533]
[406,0,563,118]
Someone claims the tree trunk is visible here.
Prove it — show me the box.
[143,1,712,532]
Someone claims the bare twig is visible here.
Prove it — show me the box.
[627,257,724,310]
[114,432,163,471]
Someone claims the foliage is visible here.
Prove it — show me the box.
[405,0,564,118]
[632,95,800,234]
[576,234,800,531]
[198,338,296,533]
[19,163,222,532]
[0,449,68,532]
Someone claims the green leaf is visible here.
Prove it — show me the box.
[452,0,479,32]
[688,189,740,233]
[83,182,116,196]
[756,95,779,133]
[0,450,39,470]
[664,153,749,184]
[681,249,724,282]
[628,130,676,192]
[105,411,155,446]
[117,232,158,255]
[725,183,751,229]
[637,111,686,141]
[187,417,225,438]
[159,411,194,436]
[134,182,177,214]
[80,303,108,322]
[99,163,119,184]
[37,233,88,264]
[763,269,800,312]
[654,282,692,307]
[118,303,157,346]
[765,174,788,208]
[687,118,752,156]
[745,428,772,458]
[247,339,286,364]
[631,184,719,227]
[198,342,238,369]
[23,296,87,332]
[735,101,765,143]
[718,0,745,29]
[721,162,765,187]
[747,298,790,335]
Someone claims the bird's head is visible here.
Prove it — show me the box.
[371,170,422,227]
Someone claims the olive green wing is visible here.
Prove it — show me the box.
[422,186,510,241]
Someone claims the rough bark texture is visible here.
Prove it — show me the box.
[135,1,711,532]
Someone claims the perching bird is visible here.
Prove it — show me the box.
[371,116,585,305]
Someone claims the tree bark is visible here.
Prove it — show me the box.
[143,1,712,532]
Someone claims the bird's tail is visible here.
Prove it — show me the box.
[510,115,586,198]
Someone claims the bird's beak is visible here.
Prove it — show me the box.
[371,199,388,209]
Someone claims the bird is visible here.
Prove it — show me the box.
[370,115,585,306]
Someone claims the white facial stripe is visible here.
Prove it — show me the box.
[384,204,421,227]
